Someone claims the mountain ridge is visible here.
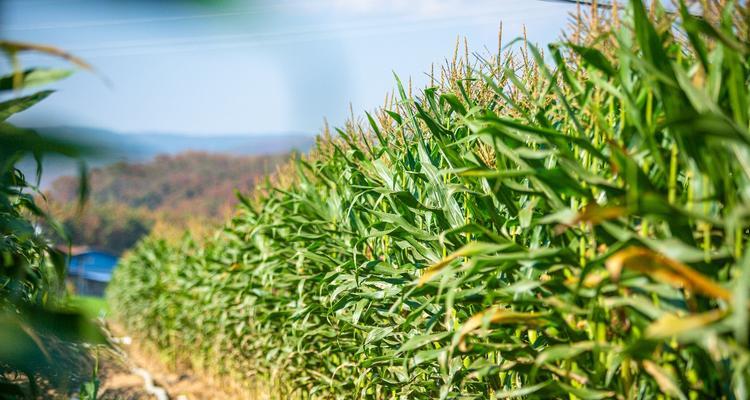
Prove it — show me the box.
[19,126,316,186]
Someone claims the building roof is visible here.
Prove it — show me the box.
[69,270,113,282]
[57,245,117,257]
[63,245,119,284]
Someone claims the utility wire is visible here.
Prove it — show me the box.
[19,4,565,59]
[5,10,268,32]
[78,14,519,59]
[66,8,525,51]
[2,0,305,32]
[4,0,560,32]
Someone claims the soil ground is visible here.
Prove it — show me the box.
[97,352,149,400]
[97,324,249,400]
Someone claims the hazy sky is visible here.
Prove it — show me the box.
[2,0,575,136]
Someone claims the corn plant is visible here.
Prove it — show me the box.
[109,1,750,398]
[0,41,105,398]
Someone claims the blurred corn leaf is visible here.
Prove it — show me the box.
[0,41,103,398]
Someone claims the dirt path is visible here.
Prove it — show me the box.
[97,324,248,400]
[96,348,152,399]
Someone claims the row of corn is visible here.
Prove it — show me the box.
[109,1,750,398]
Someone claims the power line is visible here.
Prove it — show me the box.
[67,10,502,50]
[0,0,88,5]
[2,0,305,32]
[55,5,561,58]
[5,10,265,32]
[79,15,519,59]
[3,0,563,32]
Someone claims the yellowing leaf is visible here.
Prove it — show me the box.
[418,242,508,286]
[555,205,627,234]
[605,247,731,301]
[573,204,628,226]
[645,309,725,339]
[455,307,545,351]
[565,270,608,288]
[0,40,92,71]
[642,360,687,400]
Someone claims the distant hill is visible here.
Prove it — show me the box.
[44,151,293,255]
[20,126,315,186]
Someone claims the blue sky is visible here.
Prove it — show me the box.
[2,0,575,136]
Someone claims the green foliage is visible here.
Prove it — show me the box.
[69,296,109,321]
[0,42,104,398]
[109,1,750,398]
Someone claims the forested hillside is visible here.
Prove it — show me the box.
[46,152,290,253]
[18,126,314,186]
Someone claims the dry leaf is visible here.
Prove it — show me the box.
[645,309,726,339]
[455,307,545,351]
[605,247,730,301]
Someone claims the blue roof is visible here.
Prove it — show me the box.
[68,251,118,282]
[78,270,112,282]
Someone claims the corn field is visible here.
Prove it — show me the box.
[108,1,750,398]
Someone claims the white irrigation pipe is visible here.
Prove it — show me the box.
[132,367,169,400]
[107,329,171,400]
